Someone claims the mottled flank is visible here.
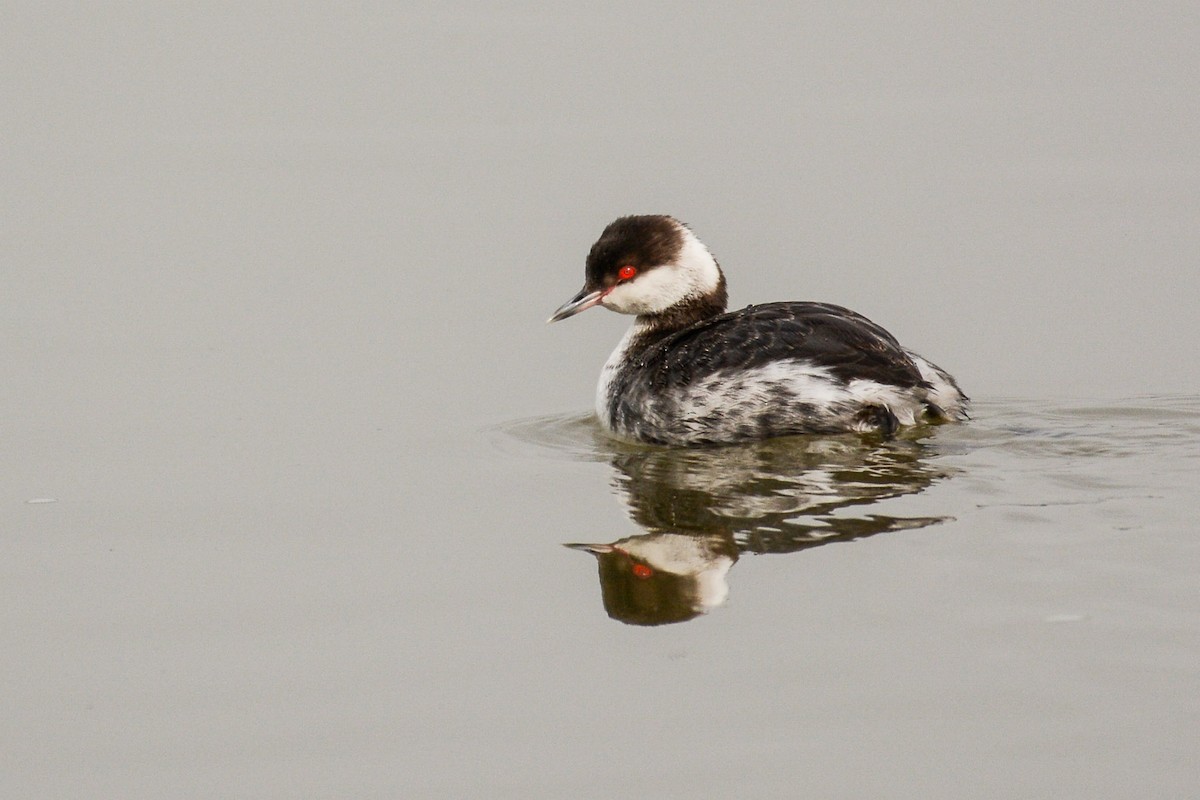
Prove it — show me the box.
[601,302,967,445]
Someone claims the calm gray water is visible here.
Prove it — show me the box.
[4,4,1199,799]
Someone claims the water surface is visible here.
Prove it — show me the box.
[4,4,1199,798]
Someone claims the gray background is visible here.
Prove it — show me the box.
[4,3,1198,798]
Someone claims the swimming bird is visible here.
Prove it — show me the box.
[549,215,968,445]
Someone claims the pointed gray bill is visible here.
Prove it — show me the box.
[562,542,615,554]
[547,288,603,323]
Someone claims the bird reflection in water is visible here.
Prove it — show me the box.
[565,430,954,626]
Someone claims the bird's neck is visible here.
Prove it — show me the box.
[629,270,727,351]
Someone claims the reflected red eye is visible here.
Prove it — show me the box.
[632,563,653,579]
[617,265,637,281]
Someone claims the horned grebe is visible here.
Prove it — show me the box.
[549,215,968,446]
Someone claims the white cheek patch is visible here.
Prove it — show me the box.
[603,266,689,315]
[600,223,722,316]
[617,533,733,612]
[675,226,722,290]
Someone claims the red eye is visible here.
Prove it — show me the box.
[632,563,653,579]
[617,265,637,281]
